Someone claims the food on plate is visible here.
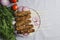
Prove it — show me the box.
[15,20,31,27]
[17,30,24,34]
[16,26,25,30]
[16,29,35,34]
[15,10,35,35]
[15,14,31,21]
[25,24,33,29]
[28,29,35,33]
[16,24,33,30]
[15,11,31,17]
[24,14,31,19]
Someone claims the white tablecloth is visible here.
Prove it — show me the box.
[17,0,60,40]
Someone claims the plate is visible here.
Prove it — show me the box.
[12,7,41,37]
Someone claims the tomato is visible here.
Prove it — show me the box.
[10,0,17,3]
[12,4,18,11]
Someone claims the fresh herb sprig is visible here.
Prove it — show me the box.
[0,5,16,40]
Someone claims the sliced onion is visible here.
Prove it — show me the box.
[18,6,23,12]
[23,6,30,11]
[23,33,29,36]
[18,6,30,12]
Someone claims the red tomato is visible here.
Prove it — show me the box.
[10,0,17,3]
[12,4,18,11]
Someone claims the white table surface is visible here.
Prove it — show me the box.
[17,0,60,40]
[0,0,59,40]
[1,0,60,40]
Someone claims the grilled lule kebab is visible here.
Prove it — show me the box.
[15,9,35,35]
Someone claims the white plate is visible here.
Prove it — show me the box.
[13,8,41,37]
